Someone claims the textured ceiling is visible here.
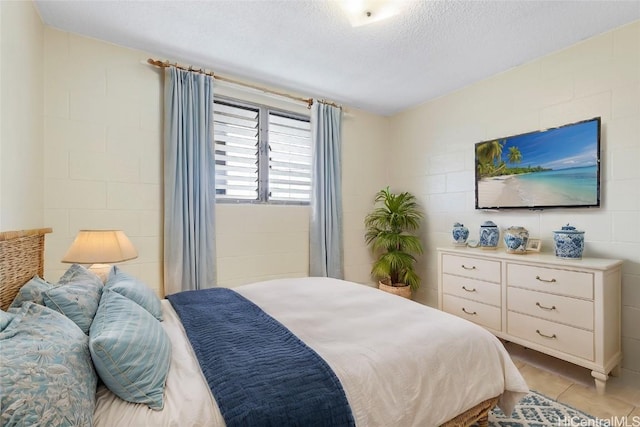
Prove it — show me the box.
[34,1,640,116]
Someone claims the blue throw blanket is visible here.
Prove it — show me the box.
[167,288,355,427]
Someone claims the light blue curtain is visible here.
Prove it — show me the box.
[163,67,216,294]
[310,101,343,279]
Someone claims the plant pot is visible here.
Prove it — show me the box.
[378,281,412,299]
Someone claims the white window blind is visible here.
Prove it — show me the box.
[214,97,311,204]
[268,113,312,202]
[214,101,259,201]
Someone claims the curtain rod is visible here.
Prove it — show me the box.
[147,58,341,110]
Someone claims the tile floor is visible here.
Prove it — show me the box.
[504,342,640,421]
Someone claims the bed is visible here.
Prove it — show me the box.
[0,228,528,426]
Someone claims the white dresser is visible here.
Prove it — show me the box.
[437,247,622,394]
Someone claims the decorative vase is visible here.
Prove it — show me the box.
[553,224,585,259]
[479,221,499,250]
[503,226,529,254]
[452,222,469,246]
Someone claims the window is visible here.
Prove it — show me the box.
[213,97,312,204]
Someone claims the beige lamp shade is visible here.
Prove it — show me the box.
[62,230,138,264]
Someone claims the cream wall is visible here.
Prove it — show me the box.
[389,21,640,380]
[41,28,387,294]
[0,1,44,230]
[42,29,164,292]
[342,110,390,284]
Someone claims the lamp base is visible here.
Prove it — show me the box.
[89,263,111,283]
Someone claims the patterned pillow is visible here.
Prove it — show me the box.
[0,310,15,332]
[58,263,103,286]
[43,264,104,334]
[105,266,163,320]
[90,289,171,410]
[0,302,97,426]
[9,275,53,309]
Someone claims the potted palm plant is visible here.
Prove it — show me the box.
[364,187,424,299]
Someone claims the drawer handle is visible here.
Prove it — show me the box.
[536,329,557,339]
[462,308,477,315]
[535,275,557,283]
[536,302,557,311]
[461,265,476,270]
[462,286,476,292]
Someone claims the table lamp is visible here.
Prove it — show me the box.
[62,230,138,282]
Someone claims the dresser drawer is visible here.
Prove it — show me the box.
[442,254,501,283]
[507,263,593,299]
[443,294,501,331]
[443,274,501,306]
[508,311,594,361]
[508,287,594,330]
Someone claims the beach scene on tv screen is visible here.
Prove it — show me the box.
[476,119,599,209]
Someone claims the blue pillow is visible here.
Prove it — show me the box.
[0,310,14,332]
[58,263,103,286]
[1,302,97,426]
[43,265,103,334]
[89,289,171,410]
[9,275,53,309]
[106,266,163,321]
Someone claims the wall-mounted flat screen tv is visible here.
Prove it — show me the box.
[475,117,601,210]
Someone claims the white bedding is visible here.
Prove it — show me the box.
[94,277,528,426]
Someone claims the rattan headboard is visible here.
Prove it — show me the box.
[0,228,52,311]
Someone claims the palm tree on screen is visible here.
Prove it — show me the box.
[476,139,505,177]
[507,146,522,166]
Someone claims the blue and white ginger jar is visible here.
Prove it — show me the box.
[452,222,469,245]
[553,224,585,259]
[479,221,499,249]
[503,226,529,254]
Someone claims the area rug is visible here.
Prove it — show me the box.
[484,390,607,426]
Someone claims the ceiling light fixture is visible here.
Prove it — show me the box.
[338,0,406,27]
